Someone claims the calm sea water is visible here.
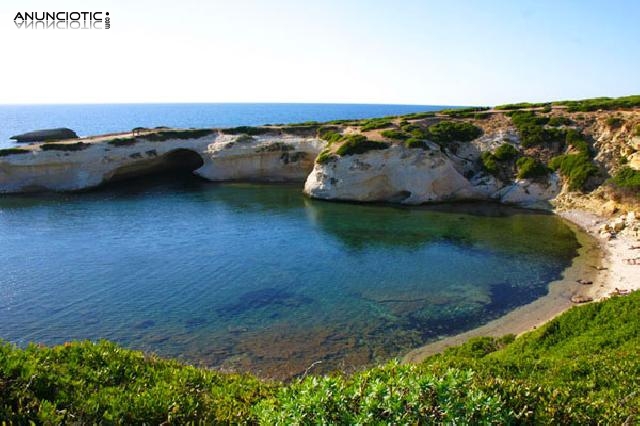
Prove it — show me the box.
[0,103,449,148]
[0,175,579,379]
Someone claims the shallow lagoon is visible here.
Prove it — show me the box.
[0,176,579,379]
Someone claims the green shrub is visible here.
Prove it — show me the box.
[335,135,389,156]
[494,102,551,110]
[564,128,590,154]
[360,118,394,132]
[481,152,499,175]
[401,111,436,119]
[553,95,640,111]
[546,129,598,191]
[635,124,640,136]
[610,167,640,190]
[0,340,274,423]
[255,142,294,153]
[516,156,549,179]
[235,134,256,143]
[140,129,214,141]
[549,154,598,190]
[220,126,271,136]
[0,148,30,157]
[107,138,137,146]
[315,149,337,164]
[318,129,344,144]
[605,117,623,128]
[440,107,490,118]
[400,124,429,139]
[380,129,409,140]
[510,111,565,148]
[405,138,429,150]
[426,121,482,143]
[493,143,518,160]
[547,116,572,127]
[40,142,90,152]
[255,363,506,424]
[473,112,491,120]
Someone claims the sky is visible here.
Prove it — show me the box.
[0,0,638,105]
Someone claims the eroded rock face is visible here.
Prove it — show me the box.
[304,139,560,208]
[10,128,78,142]
[198,135,325,182]
[305,144,484,204]
[0,132,325,193]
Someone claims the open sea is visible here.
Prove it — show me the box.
[0,103,580,379]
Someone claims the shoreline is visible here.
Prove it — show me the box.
[403,208,640,363]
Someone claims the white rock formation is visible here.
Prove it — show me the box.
[304,143,560,208]
[0,131,325,193]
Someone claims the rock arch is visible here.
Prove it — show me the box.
[104,149,205,184]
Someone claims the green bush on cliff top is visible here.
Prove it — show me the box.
[0,148,30,157]
[426,121,482,143]
[335,134,389,156]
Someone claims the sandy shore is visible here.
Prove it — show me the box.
[403,208,640,364]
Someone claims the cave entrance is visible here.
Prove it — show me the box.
[105,149,206,184]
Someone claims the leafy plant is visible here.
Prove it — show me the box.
[610,167,640,190]
[107,138,137,146]
[405,138,429,150]
[335,135,389,156]
[380,129,409,140]
[547,116,572,127]
[516,156,549,179]
[0,148,30,157]
[493,143,518,160]
[40,142,90,152]
[553,95,640,112]
[426,121,482,143]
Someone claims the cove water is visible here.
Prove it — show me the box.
[0,177,578,379]
[0,103,580,379]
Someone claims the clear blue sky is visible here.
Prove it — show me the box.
[0,0,638,105]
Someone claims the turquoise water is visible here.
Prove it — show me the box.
[0,176,580,379]
[0,103,449,148]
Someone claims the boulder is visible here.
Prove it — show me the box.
[10,128,78,143]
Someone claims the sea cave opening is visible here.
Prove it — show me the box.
[104,149,206,186]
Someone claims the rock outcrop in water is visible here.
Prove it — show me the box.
[0,129,324,192]
[10,128,78,143]
[1,101,639,214]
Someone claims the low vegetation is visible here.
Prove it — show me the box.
[140,129,215,141]
[481,144,519,176]
[380,129,409,140]
[425,121,482,144]
[2,291,638,423]
[335,135,389,156]
[547,116,572,127]
[359,118,394,132]
[610,166,640,191]
[553,94,640,112]
[605,117,623,128]
[405,138,429,150]
[548,129,599,191]
[0,148,30,157]
[315,149,337,164]
[494,101,551,110]
[107,138,137,146]
[509,111,564,148]
[220,126,272,136]
[439,107,490,118]
[516,156,549,179]
[40,142,90,152]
